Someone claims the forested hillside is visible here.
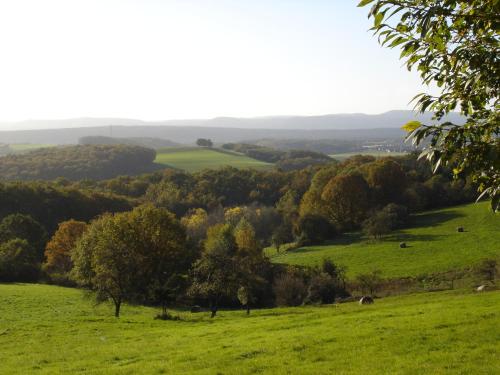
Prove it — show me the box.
[79,136,179,149]
[0,182,133,234]
[0,144,163,181]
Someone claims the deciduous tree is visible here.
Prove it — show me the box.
[44,220,88,276]
[359,0,499,211]
[71,205,189,317]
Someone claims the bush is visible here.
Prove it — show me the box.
[0,214,48,261]
[0,239,40,282]
[474,259,498,284]
[295,214,336,245]
[381,203,409,229]
[273,269,307,306]
[356,270,384,296]
[362,212,392,239]
[306,273,338,304]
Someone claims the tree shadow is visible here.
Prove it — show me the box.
[414,210,465,226]
[384,233,447,242]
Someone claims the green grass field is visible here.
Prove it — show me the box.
[154,147,272,172]
[269,202,499,278]
[329,151,408,161]
[0,283,498,374]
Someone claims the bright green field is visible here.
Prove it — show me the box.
[0,284,499,374]
[329,151,408,161]
[269,202,499,278]
[154,147,272,172]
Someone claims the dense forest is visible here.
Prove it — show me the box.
[0,151,480,315]
[0,144,163,181]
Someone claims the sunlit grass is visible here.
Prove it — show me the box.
[269,202,500,278]
[0,283,498,374]
[155,147,272,172]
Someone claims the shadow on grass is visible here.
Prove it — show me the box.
[384,233,447,242]
[414,210,465,226]
[277,210,465,257]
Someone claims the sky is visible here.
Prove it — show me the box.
[0,0,430,124]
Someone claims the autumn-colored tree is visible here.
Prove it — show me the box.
[321,174,370,230]
[224,206,247,226]
[234,218,268,314]
[181,208,209,243]
[44,220,87,276]
[364,159,407,204]
[234,218,259,255]
[299,164,339,218]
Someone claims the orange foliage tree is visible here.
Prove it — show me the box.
[44,220,88,275]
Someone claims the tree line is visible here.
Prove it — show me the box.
[222,142,333,171]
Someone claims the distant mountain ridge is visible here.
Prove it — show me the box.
[0,110,466,131]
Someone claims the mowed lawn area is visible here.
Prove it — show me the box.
[269,202,500,278]
[155,147,272,172]
[0,284,499,374]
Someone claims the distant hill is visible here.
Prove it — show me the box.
[0,110,465,131]
[0,110,466,146]
[79,136,179,149]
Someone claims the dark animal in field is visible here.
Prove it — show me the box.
[399,242,406,248]
[457,227,464,232]
[190,305,202,313]
[359,296,374,305]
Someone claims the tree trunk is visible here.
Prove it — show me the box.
[246,304,250,315]
[162,303,167,316]
[210,305,217,318]
[210,298,218,318]
[114,299,121,318]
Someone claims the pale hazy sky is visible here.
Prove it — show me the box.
[0,0,429,122]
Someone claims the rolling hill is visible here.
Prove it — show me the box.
[154,147,272,172]
[0,284,498,374]
[268,202,500,278]
[0,110,465,145]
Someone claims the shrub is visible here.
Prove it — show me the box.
[295,214,336,245]
[363,211,392,239]
[306,273,338,304]
[0,239,40,282]
[474,259,498,284]
[273,269,307,306]
[382,203,409,229]
[0,214,48,261]
[356,270,384,296]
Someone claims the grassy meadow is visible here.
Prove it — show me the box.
[0,283,499,374]
[268,202,499,278]
[154,147,272,172]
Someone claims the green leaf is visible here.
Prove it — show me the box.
[374,12,384,27]
[357,0,375,7]
[402,120,422,133]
